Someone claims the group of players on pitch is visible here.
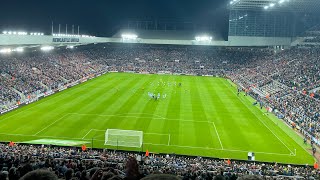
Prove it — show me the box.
[147,81,182,100]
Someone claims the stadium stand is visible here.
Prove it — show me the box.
[0,143,319,180]
[0,44,320,179]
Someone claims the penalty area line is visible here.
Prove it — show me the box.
[34,114,69,136]
[82,129,93,139]
[212,122,224,150]
[82,129,105,139]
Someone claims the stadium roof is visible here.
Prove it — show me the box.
[112,29,224,41]
[228,0,320,12]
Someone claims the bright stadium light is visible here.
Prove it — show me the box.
[195,35,212,42]
[279,0,285,4]
[121,33,138,40]
[0,48,12,54]
[8,31,12,35]
[230,0,240,5]
[14,47,24,52]
[17,32,26,35]
[264,6,269,9]
[269,3,275,7]
[40,46,54,51]
[2,31,7,34]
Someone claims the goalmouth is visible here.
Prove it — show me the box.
[105,129,143,148]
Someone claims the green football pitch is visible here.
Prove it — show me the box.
[0,73,315,164]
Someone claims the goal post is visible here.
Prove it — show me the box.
[105,129,143,148]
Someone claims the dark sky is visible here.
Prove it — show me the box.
[0,0,229,37]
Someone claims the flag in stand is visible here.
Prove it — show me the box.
[145,150,149,157]
[8,141,15,147]
[310,93,315,98]
[227,159,231,166]
[81,144,87,151]
[314,162,318,169]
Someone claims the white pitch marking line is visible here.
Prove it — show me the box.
[212,122,224,150]
[221,79,294,155]
[82,129,93,139]
[143,143,295,156]
[69,112,209,123]
[144,132,169,136]
[168,134,171,146]
[0,132,294,156]
[34,114,69,136]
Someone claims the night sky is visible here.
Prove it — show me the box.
[0,0,229,37]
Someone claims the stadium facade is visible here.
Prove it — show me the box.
[0,0,319,48]
[0,0,320,174]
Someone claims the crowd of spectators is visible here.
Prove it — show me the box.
[302,24,320,43]
[1,44,319,138]
[0,50,108,110]
[0,143,319,180]
[0,45,264,110]
[1,44,320,179]
[228,48,320,142]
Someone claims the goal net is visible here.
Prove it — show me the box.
[105,129,143,148]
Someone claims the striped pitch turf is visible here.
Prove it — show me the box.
[0,73,315,164]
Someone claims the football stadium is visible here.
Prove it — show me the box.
[0,0,320,179]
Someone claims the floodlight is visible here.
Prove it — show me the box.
[2,31,7,34]
[121,33,138,40]
[14,47,24,52]
[8,31,12,35]
[40,46,54,51]
[13,31,17,35]
[195,36,212,42]
[279,0,285,4]
[269,3,275,7]
[0,48,12,54]
[264,6,269,9]
[41,33,44,36]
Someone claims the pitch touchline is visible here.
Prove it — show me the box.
[212,122,224,150]
[0,132,293,156]
[143,143,295,156]
[221,80,294,155]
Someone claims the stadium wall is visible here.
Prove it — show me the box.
[0,34,294,47]
[227,36,293,46]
